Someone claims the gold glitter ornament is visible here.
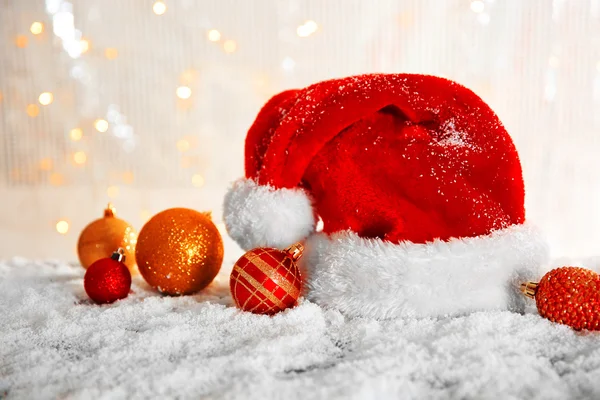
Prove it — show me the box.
[77,203,138,274]
[136,208,224,295]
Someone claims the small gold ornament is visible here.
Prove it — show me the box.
[77,203,138,274]
[136,208,224,295]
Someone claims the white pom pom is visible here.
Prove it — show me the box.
[223,179,315,250]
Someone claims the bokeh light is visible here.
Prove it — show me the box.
[94,119,109,132]
[69,128,83,141]
[153,1,167,15]
[39,158,53,171]
[192,174,205,187]
[177,139,190,152]
[223,40,237,53]
[15,35,28,48]
[55,220,69,234]
[72,151,87,165]
[80,38,91,53]
[297,20,318,37]
[176,86,192,99]
[208,29,221,42]
[104,48,118,60]
[30,22,44,35]
[49,173,64,186]
[26,104,40,117]
[38,92,54,105]
[107,186,120,198]
[470,1,484,13]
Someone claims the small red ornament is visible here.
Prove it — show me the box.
[230,243,304,315]
[521,266,600,330]
[84,248,132,304]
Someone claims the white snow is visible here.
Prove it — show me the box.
[435,119,478,150]
[2,258,600,399]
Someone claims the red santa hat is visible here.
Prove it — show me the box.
[224,73,548,319]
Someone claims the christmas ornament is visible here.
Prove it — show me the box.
[521,266,600,331]
[84,248,132,304]
[136,208,223,295]
[223,73,547,319]
[77,203,138,275]
[230,243,303,315]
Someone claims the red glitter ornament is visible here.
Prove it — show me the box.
[230,243,303,315]
[84,248,132,304]
[521,266,600,330]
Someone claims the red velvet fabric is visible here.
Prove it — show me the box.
[244,74,525,244]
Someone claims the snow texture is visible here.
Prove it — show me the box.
[2,259,600,400]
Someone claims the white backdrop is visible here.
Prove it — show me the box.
[1,0,599,260]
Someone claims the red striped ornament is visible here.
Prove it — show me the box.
[230,243,303,314]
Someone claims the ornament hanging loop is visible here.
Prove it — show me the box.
[111,247,127,263]
[520,281,539,299]
[285,243,304,261]
[104,202,116,217]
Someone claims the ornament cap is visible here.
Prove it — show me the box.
[285,243,304,261]
[520,281,539,299]
[104,203,116,218]
[111,248,127,263]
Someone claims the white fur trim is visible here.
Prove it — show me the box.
[223,178,315,250]
[301,223,549,319]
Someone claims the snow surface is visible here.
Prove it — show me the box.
[2,258,600,400]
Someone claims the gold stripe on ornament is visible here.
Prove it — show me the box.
[247,254,300,299]
[234,272,269,311]
[233,265,286,310]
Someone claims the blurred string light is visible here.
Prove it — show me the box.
[176,86,192,99]
[94,119,109,132]
[38,92,54,105]
[207,29,221,42]
[107,185,119,198]
[72,151,87,165]
[297,20,318,37]
[122,171,134,184]
[26,104,40,117]
[39,158,53,170]
[46,0,88,58]
[55,220,69,234]
[223,40,237,53]
[69,128,83,141]
[106,104,135,152]
[177,138,190,152]
[282,56,296,71]
[470,1,485,13]
[153,1,167,15]
[192,174,205,187]
[30,22,44,35]
[477,13,490,25]
[50,172,64,186]
[180,69,196,85]
[139,209,151,222]
[104,48,118,60]
[15,35,28,48]
[80,38,91,53]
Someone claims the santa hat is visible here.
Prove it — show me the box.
[224,73,549,319]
